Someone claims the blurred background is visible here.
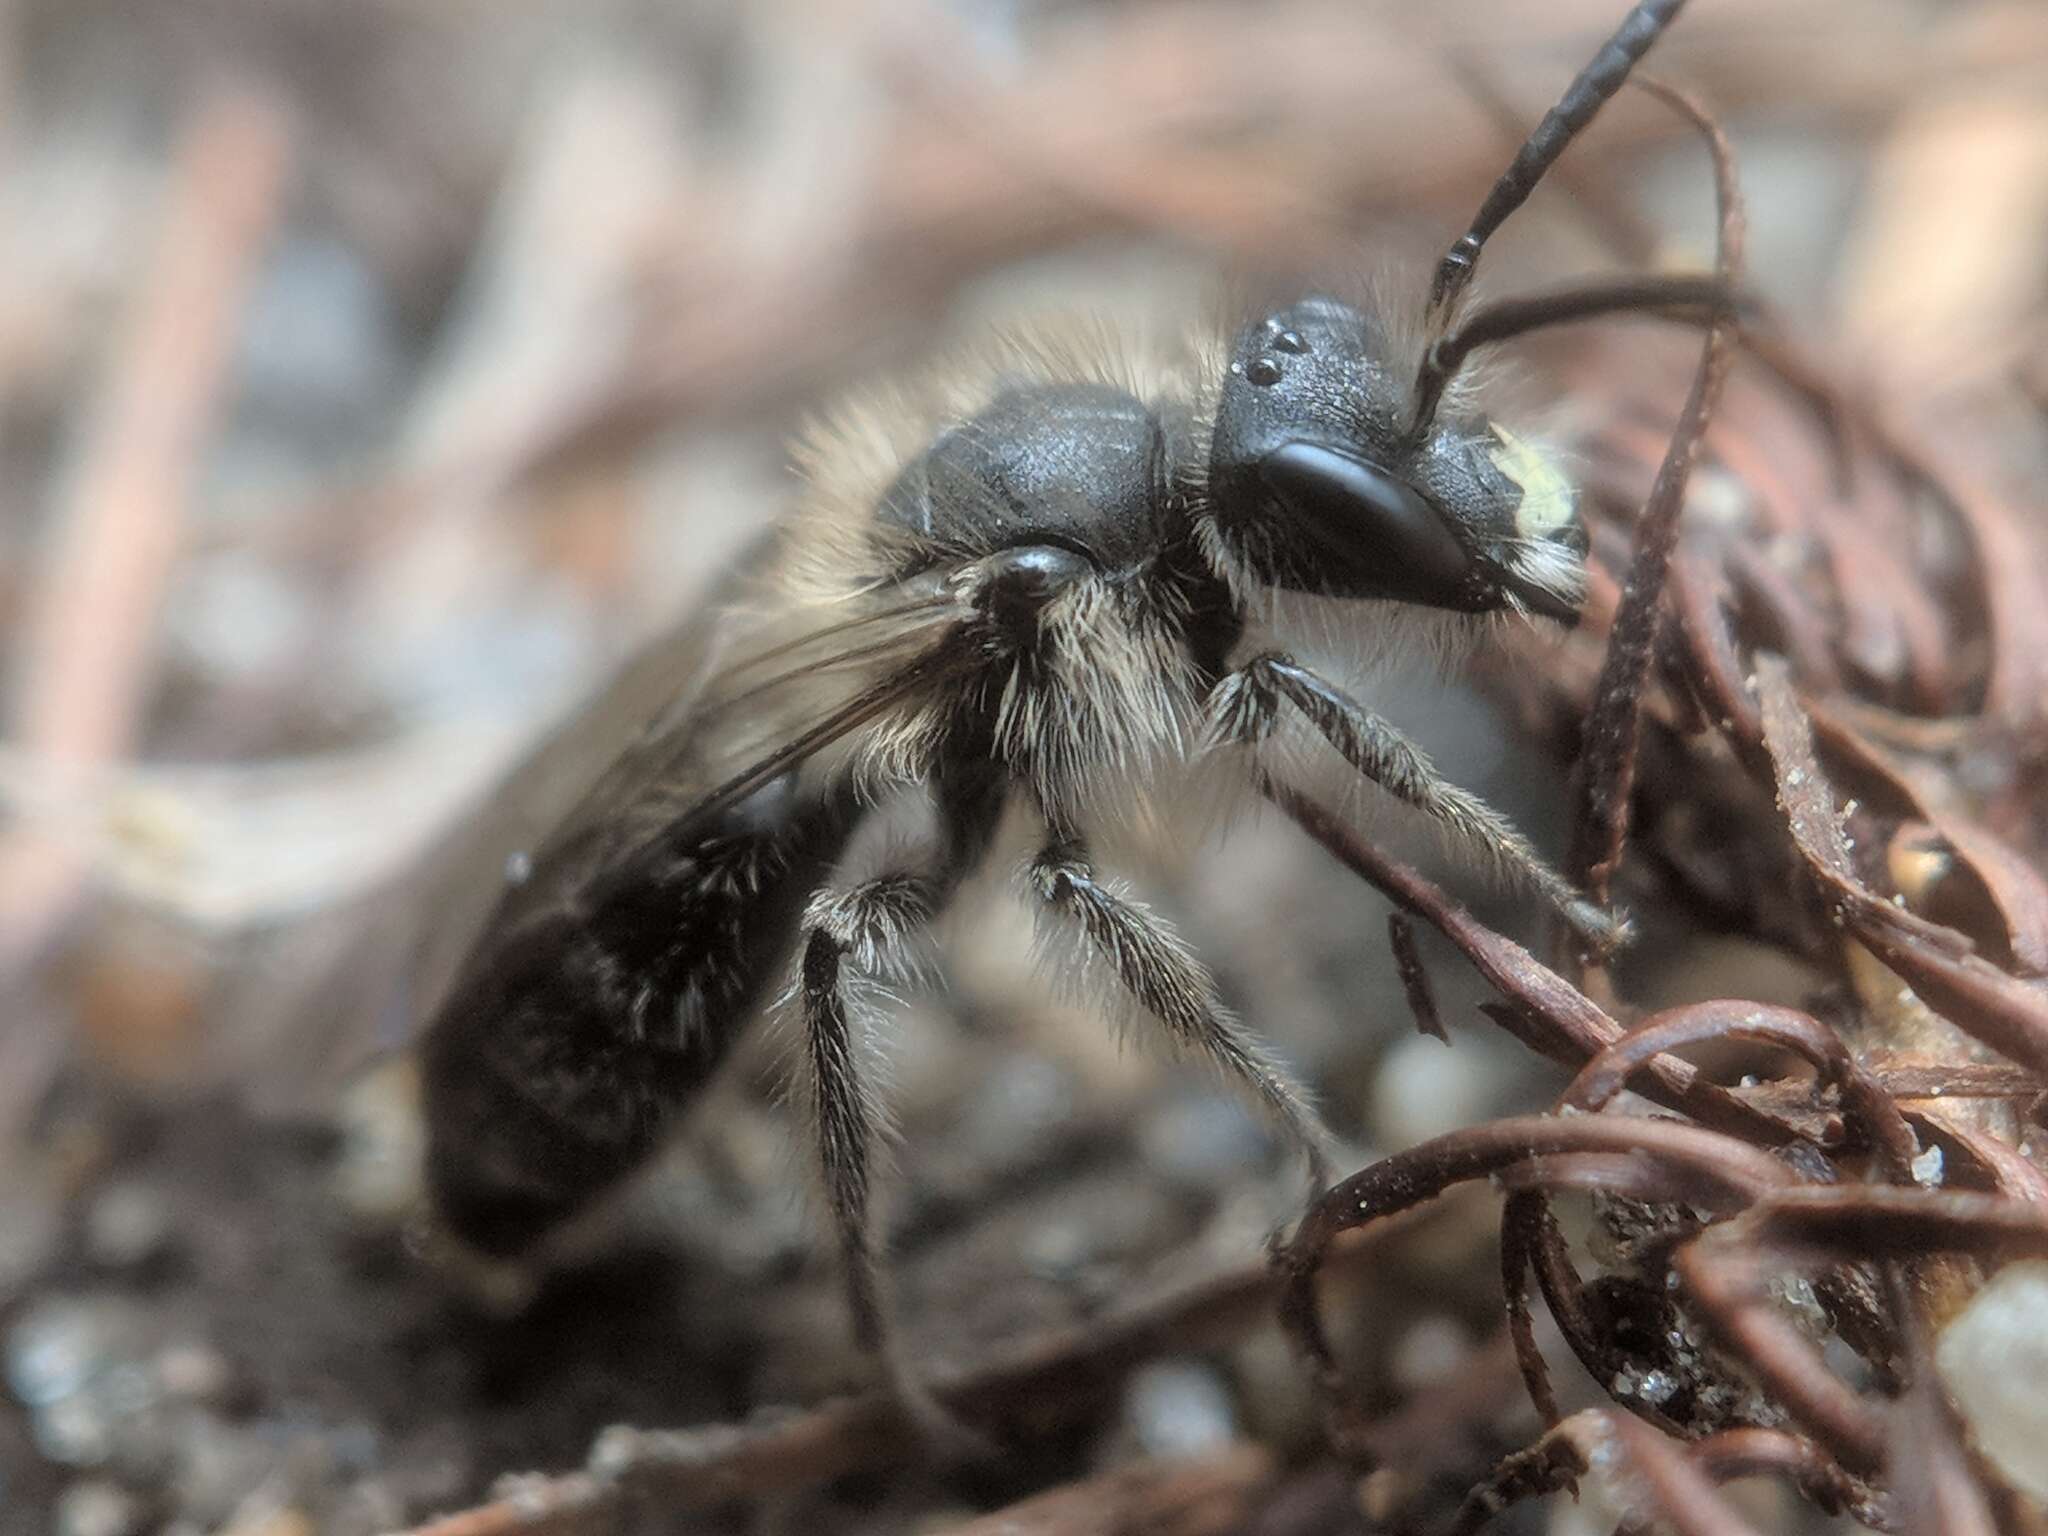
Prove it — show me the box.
[0,1,2043,1533]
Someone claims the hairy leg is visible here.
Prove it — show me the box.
[796,769,1007,1449]
[1210,652,1623,952]
[1028,839,1330,1190]
[798,872,936,1351]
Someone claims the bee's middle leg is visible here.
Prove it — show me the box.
[1027,841,1330,1190]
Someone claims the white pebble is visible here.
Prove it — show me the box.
[1938,1261,2048,1500]
[1123,1359,1236,1460]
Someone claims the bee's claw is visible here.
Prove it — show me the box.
[1566,898,1633,958]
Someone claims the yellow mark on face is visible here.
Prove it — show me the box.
[1489,425,1574,540]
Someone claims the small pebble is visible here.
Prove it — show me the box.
[961,1052,1072,1168]
[8,1297,141,1408]
[153,1342,232,1405]
[6,1294,185,1475]
[1122,1359,1236,1460]
[54,1479,143,1536]
[170,1416,285,1528]
[36,1391,118,1468]
[1938,1260,2048,1501]
[1020,1219,1090,1281]
[1371,1034,1503,1148]
[331,1060,426,1225]
[1388,1314,1470,1394]
[84,1183,175,1272]
[1139,1089,1271,1186]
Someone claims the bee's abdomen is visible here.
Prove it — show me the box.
[420,780,849,1256]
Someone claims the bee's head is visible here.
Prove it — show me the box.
[1206,296,1585,623]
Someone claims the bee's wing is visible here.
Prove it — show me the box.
[406,551,978,1029]
[232,579,745,1109]
[211,532,947,1108]
[205,587,743,1113]
[398,587,742,1024]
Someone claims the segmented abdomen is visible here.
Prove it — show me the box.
[420,775,851,1255]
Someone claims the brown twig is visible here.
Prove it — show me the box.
[1568,78,1747,910]
[1560,1000,1919,1179]
[1275,1114,1792,1450]
[1689,1428,1882,1525]
[929,1444,1277,1536]
[0,87,288,948]
[1453,1409,1774,1536]
[1498,1192,1565,1431]
[387,1205,1420,1536]
[1272,783,1798,1148]
[0,84,289,1136]
[1386,911,1449,1043]
[1673,1185,2048,1475]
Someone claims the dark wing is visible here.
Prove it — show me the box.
[407,550,970,1024]
[398,579,743,1027]
[216,531,968,1109]
[214,583,745,1113]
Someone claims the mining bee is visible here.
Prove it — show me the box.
[419,0,1720,1411]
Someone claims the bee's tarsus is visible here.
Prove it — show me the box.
[799,870,949,1365]
[1568,899,1635,959]
[797,847,981,1395]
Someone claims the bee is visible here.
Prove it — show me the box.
[419,0,1714,1397]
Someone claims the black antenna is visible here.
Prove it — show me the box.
[1409,0,1689,432]
[1408,272,1744,433]
[1426,0,1688,328]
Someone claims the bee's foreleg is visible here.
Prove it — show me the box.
[1213,653,1625,954]
[1028,842,1330,1191]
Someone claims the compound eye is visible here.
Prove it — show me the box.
[1257,441,1473,604]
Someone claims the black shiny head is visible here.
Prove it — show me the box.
[1206,296,1586,623]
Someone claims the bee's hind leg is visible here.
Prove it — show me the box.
[795,857,998,1459]
[1027,840,1331,1192]
[798,875,932,1352]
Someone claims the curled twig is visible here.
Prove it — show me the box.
[1560,1000,1919,1179]
[1273,784,1798,1147]
[1276,1114,1792,1450]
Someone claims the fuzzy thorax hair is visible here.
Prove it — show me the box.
[758,307,1582,839]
